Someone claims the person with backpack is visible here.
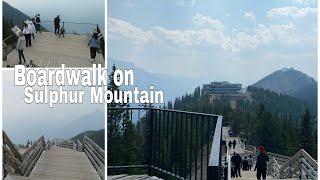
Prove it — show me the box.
[35,14,41,33]
[255,146,269,180]
[16,32,27,65]
[54,15,61,35]
[87,32,101,63]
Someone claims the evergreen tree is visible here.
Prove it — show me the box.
[300,108,313,154]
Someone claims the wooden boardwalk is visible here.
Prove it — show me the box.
[3,32,104,68]
[6,146,100,180]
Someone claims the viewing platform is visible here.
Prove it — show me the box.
[3,32,104,68]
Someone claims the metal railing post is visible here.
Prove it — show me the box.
[208,116,223,180]
[148,108,154,176]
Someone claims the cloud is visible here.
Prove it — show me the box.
[267,7,317,19]
[152,26,230,48]
[192,13,224,31]
[243,11,256,23]
[291,0,316,5]
[176,0,197,7]
[108,17,301,51]
[108,18,154,44]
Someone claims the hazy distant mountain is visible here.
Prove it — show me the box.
[72,129,104,149]
[253,68,317,109]
[51,110,104,139]
[3,1,31,27]
[108,58,203,103]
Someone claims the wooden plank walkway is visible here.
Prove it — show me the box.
[3,32,104,68]
[6,146,100,180]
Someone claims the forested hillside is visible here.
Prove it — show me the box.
[168,86,316,158]
[72,129,104,149]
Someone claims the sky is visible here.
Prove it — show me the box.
[5,0,105,28]
[2,70,104,144]
[108,0,317,86]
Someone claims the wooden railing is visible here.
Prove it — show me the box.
[279,149,317,179]
[82,136,105,180]
[20,136,45,176]
[3,131,23,177]
[267,157,281,178]
[245,144,317,180]
[3,131,46,178]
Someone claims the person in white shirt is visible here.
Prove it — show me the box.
[23,21,32,47]
[29,20,36,40]
[16,32,26,64]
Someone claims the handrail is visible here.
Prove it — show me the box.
[20,136,45,176]
[208,115,223,180]
[279,149,317,179]
[3,131,46,178]
[83,136,105,180]
[3,131,23,177]
[267,157,280,178]
[41,20,99,26]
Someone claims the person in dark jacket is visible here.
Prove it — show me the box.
[233,139,237,149]
[54,15,61,35]
[255,146,269,180]
[35,14,41,33]
[231,152,237,178]
[234,153,242,177]
[224,162,228,180]
[228,140,232,149]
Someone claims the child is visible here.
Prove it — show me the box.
[87,33,101,63]
[59,26,65,38]
[16,32,26,64]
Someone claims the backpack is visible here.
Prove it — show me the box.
[36,17,40,23]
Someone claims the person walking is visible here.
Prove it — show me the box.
[248,155,253,171]
[54,15,61,35]
[16,32,26,64]
[23,21,32,47]
[87,32,101,63]
[29,20,36,40]
[35,14,41,33]
[234,153,242,177]
[254,146,269,180]
[242,155,248,170]
[233,139,237,149]
[231,152,237,178]
[228,140,232,149]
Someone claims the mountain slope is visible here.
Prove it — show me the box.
[50,110,104,139]
[3,1,31,29]
[253,68,317,110]
[72,129,104,149]
[108,58,203,102]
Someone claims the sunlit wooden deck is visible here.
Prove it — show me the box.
[3,32,104,68]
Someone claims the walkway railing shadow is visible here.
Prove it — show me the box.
[107,107,223,180]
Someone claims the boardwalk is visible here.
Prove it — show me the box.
[6,146,100,180]
[3,32,104,68]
